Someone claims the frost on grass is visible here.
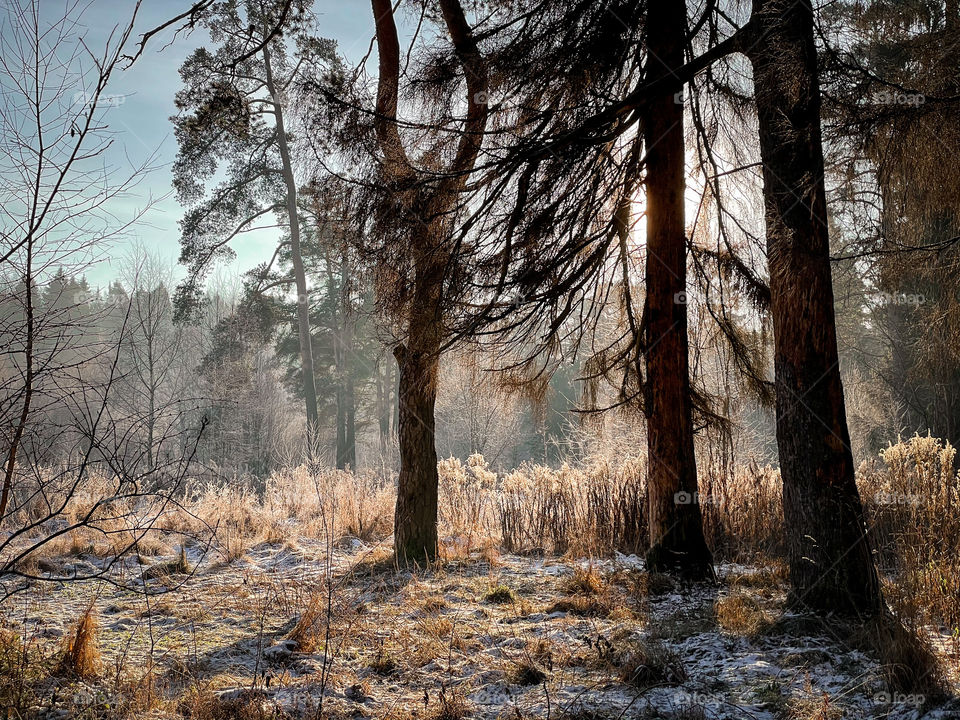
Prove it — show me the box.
[1,542,958,720]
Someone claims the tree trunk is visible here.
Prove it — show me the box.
[0,252,34,520]
[642,0,714,580]
[747,0,883,616]
[345,369,356,470]
[263,44,321,460]
[377,357,390,459]
[146,331,156,471]
[393,340,440,564]
[341,252,356,470]
[335,353,346,469]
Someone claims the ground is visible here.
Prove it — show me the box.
[2,536,959,720]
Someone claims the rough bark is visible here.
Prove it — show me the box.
[392,341,440,563]
[642,0,714,580]
[746,0,883,616]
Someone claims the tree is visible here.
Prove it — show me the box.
[823,0,960,449]
[367,0,489,563]
[0,0,150,518]
[642,1,714,578]
[0,0,209,593]
[171,0,337,460]
[438,0,730,576]
[117,250,188,472]
[745,0,883,615]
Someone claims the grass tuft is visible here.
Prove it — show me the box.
[714,593,774,637]
[483,584,517,604]
[59,604,100,679]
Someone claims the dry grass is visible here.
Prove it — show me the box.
[5,436,960,683]
[611,638,687,689]
[854,613,944,697]
[59,604,100,679]
[864,434,960,628]
[9,438,954,610]
[142,545,191,580]
[287,591,326,653]
[0,625,43,711]
[427,689,470,720]
[508,658,548,685]
[715,593,775,637]
[483,584,517,604]
[561,565,606,596]
[383,688,470,720]
[367,639,398,675]
[778,691,843,720]
[179,688,281,720]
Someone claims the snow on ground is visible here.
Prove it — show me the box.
[3,537,959,719]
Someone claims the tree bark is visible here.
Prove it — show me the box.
[642,0,714,580]
[747,0,883,615]
[377,356,390,460]
[393,341,440,563]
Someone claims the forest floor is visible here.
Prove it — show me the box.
[4,536,960,720]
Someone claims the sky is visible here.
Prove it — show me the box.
[67,0,378,291]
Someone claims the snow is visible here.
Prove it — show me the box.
[2,539,958,719]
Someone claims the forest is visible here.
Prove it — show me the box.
[1,0,959,718]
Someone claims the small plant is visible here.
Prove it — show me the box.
[753,680,786,711]
[545,594,615,617]
[287,592,325,653]
[714,593,773,637]
[142,545,191,580]
[369,640,397,675]
[779,690,843,720]
[616,639,686,689]
[420,616,454,638]
[429,687,470,720]
[484,584,517,604]
[509,659,548,686]
[59,604,100,679]
[418,594,449,614]
[179,687,276,720]
[562,565,606,596]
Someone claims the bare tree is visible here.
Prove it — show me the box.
[0,0,210,593]
[117,249,188,472]
[641,1,714,579]
[0,0,151,518]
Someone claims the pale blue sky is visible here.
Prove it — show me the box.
[71,0,376,290]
